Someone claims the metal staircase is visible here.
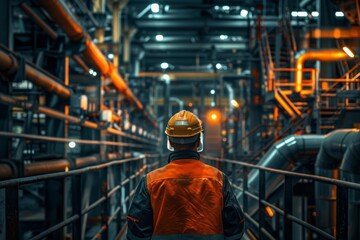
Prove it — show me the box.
[259,13,315,121]
[319,60,360,133]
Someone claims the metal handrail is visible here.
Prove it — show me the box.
[0,154,165,240]
[204,156,358,239]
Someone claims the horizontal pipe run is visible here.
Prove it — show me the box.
[24,159,69,176]
[0,93,156,145]
[0,156,144,188]
[0,163,14,180]
[305,27,360,39]
[19,3,58,39]
[0,47,70,99]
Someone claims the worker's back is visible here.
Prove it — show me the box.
[147,158,224,237]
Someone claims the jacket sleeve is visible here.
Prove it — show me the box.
[222,174,245,240]
[127,176,153,240]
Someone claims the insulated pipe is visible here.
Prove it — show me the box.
[75,155,99,168]
[340,141,360,239]
[314,129,360,235]
[238,135,324,216]
[37,0,143,110]
[295,49,351,92]
[0,48,71,99]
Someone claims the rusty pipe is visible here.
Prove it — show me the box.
[0,47,71,99]
[24,159,69,176]
[0,163,15,180]
[19,3,58,40]
[295,49,351,92]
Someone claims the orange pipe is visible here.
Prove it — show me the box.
[38,0,143,111]
[0,48,71,99]
[295,49,351,92]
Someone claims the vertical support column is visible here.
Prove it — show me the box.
[336,187,348,240]
[283,175,293,239]
[116,164,122,233]
[258,170,265,239]
[5,186,19,240]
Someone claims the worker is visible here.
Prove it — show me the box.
[127,110,244,239]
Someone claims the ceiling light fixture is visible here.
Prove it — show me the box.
[297,11,308,17]
[155,34,163,41]
[210,89,215,95]
[240,9,248,17]
[311,11,319,17]
[335,11,344,17]
[222,6,230,11]
[161,62,169,69]
[216,63,222,69]
[151,3,159,13]
[68,141,76,148]
[107,53,114,59]
[220,34,228,40]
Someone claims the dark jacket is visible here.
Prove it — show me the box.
[127,150,244,240]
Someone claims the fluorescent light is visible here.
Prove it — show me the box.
[297,11,307,17]
[216,63,222,69]
[89,68,94,74]
[155,34,163,41]
[240,9,248,17]
[161,62,169,69]
[311,11,319,17]
[222,6,230,11]
[210,89,215,95]
[291,11,298,17]
[220,34,228,40]
[151,3,159,13]
[342,46,355,58]
[107,53,114,59]
[161,74,170,82]
[92,71,97,76]
[335,11,344,17]
[68,141,76,148]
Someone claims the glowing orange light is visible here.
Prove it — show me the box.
[211,113,217,120]
[65,166,69,172]
[265,206,274,217]
[342,46,355,58]
[231,99,240,108]
[188,102,193,107]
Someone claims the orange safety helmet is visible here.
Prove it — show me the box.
[165,110,204,152]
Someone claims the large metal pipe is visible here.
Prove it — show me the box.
[314,129,360,235]
[0,47,71,99]
[295,49,351,92]
[340,141,360,239]
[37,0,143,110]
[24,159,69,176]
[238,135,324,215]
[0,162,15,180]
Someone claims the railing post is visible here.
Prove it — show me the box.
[5,185,19,240]
[259,170,265,239]
[284,175,293,240]
[232,163,236,185]
[242,166,248,214]
[336,186,348,240]
[116,164,122,233]
[72,175,82,240]
[101,166,109,239]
